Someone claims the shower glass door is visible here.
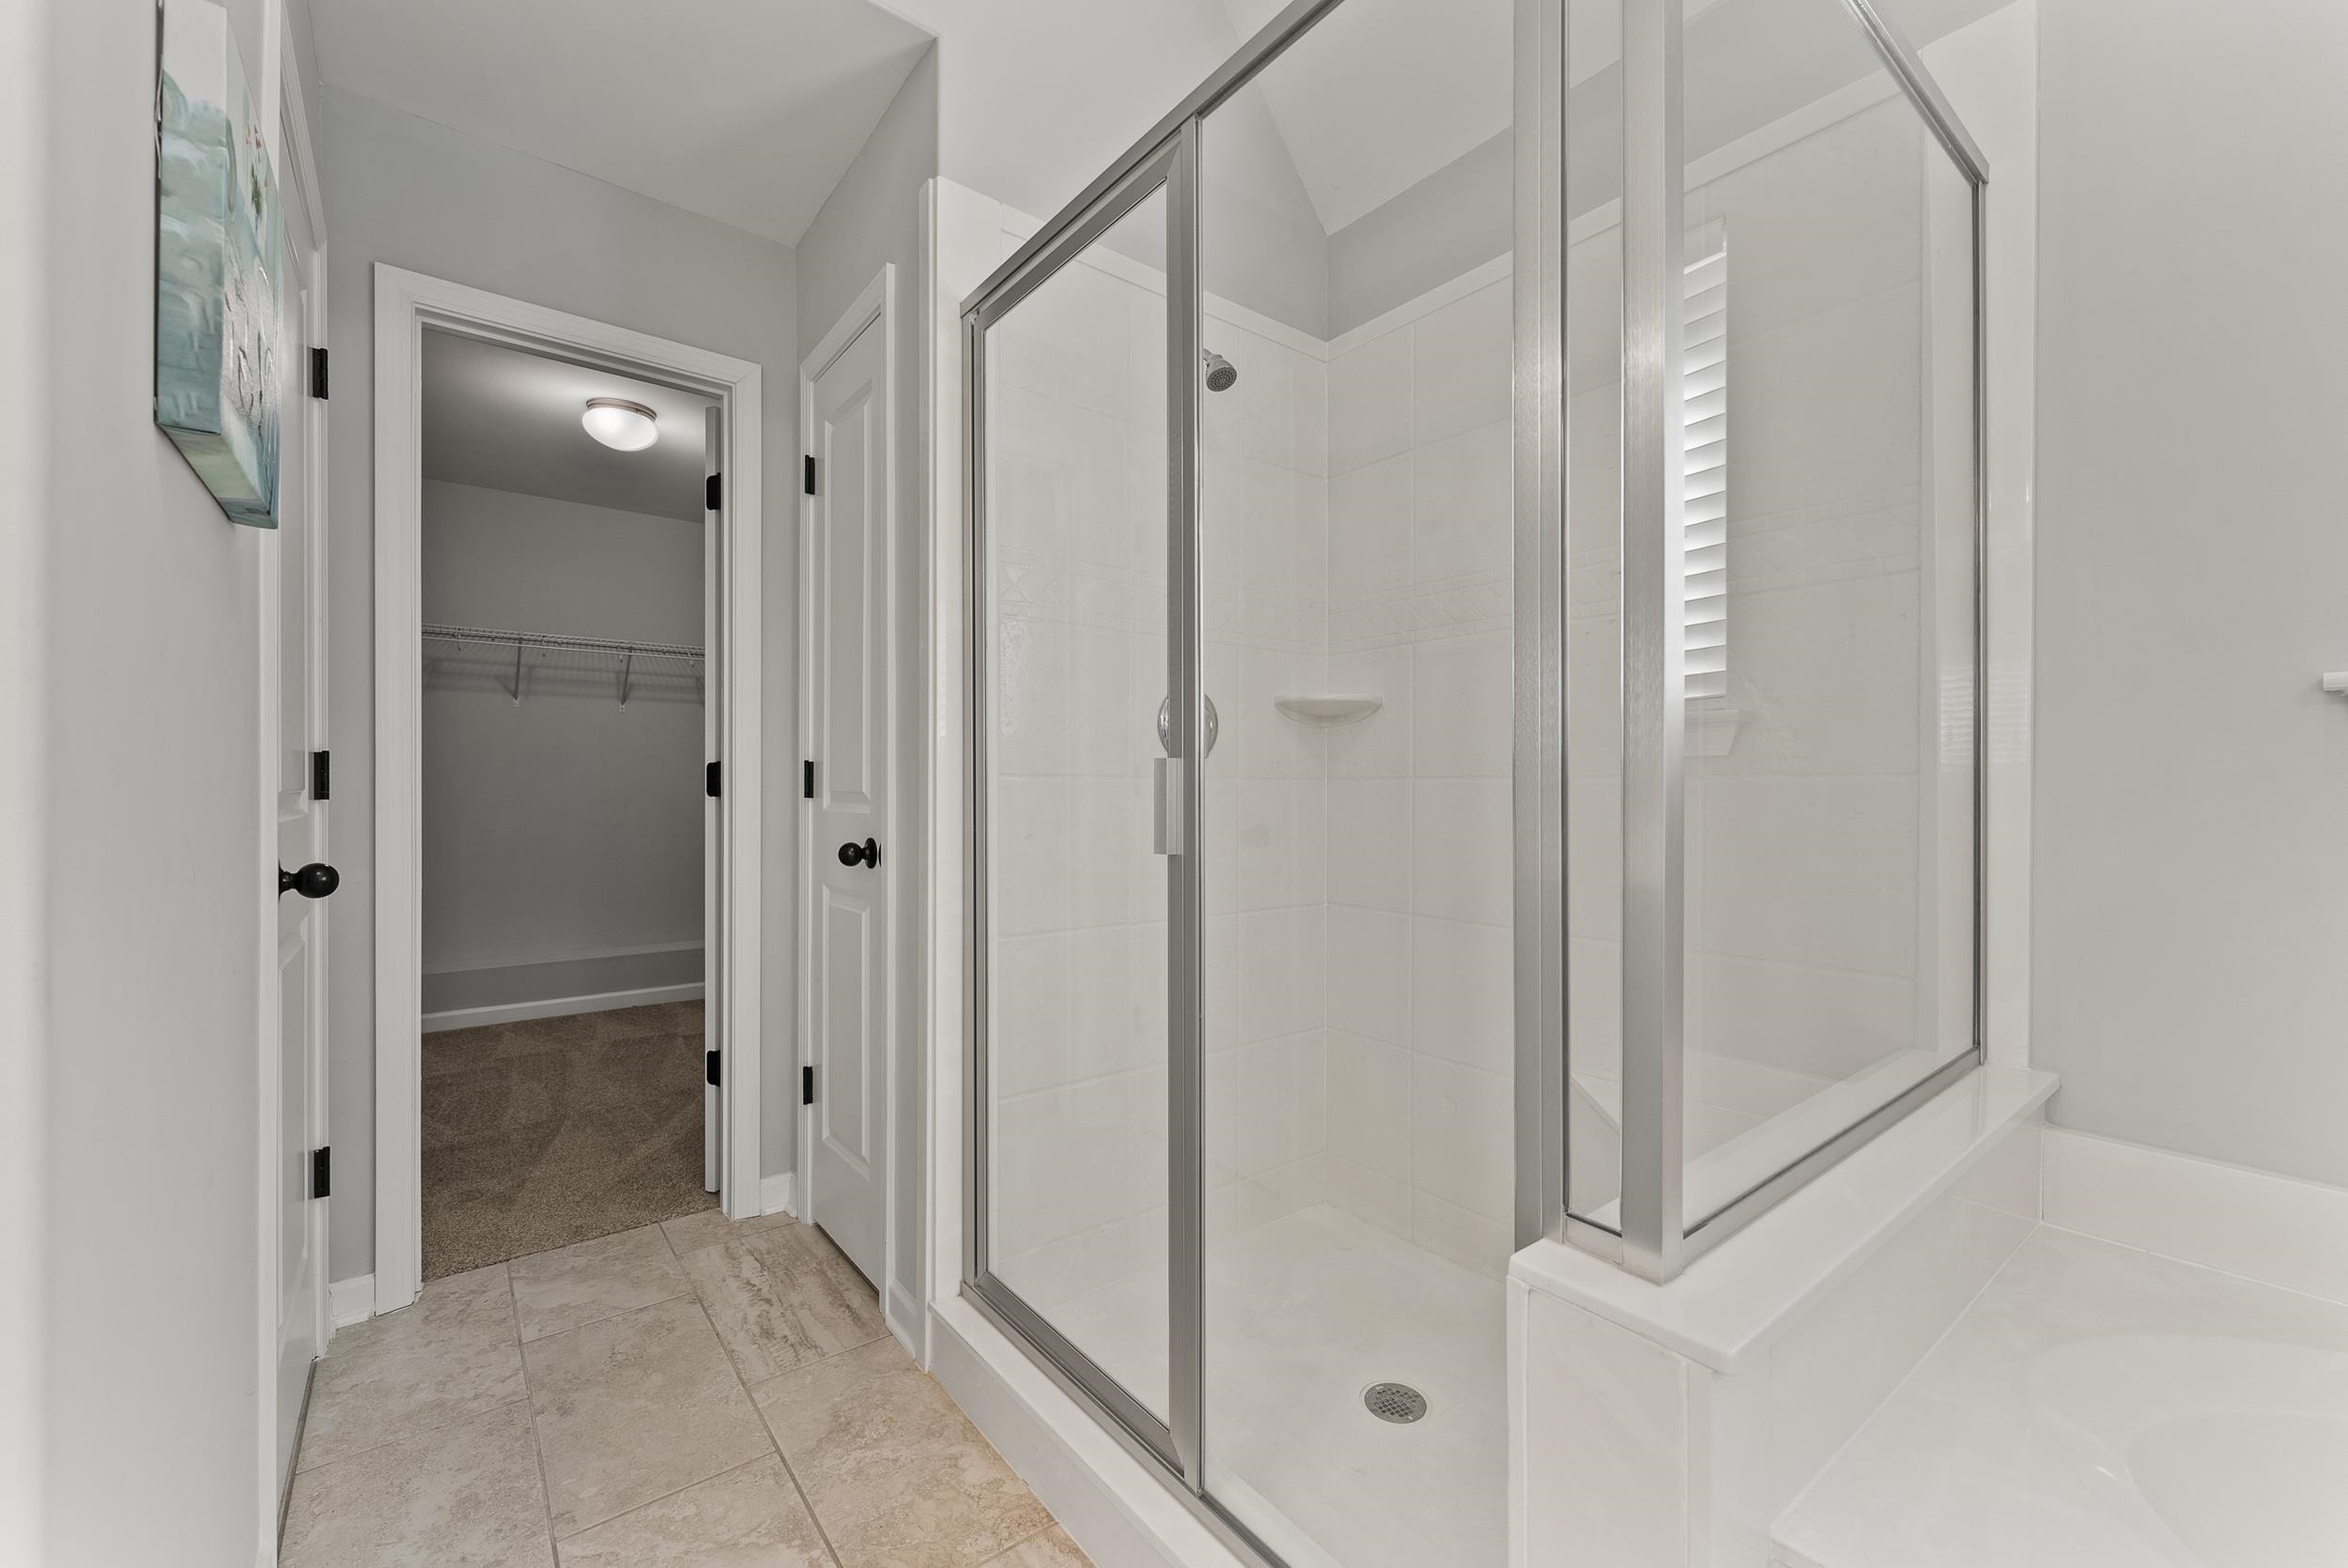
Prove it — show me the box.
[1195,2,1516,1563]
[969,149,1186,1447]
[967,3,1519,1563]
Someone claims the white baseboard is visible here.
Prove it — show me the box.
[423,939,703,977]
[422,982,704,1033]
[761,1171,796,1218]
[328,1274,375,1330]
[929,1298,1247,1568]
[2043,1127,2348,1306]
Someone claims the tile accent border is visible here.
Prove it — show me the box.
[2042,1127,2348,1307]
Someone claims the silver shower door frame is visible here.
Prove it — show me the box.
[1557,0,1995,1281]
[961,125,1199,1483]
[962,0,1991,1557]
[958,4,1427,1562]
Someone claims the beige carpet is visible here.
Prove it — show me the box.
[421,1000,715,1280]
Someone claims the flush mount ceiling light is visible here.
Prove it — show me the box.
[581,397,658,452]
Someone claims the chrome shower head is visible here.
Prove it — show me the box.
[1203,350,1238,392]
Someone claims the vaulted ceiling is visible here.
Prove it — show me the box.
[301,0,935,246]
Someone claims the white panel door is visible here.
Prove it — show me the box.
[271,181,330,1501]
[803,313,888,1286]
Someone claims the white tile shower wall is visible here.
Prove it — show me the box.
[1200,300,1333,1244]
[1321,274,1518,1278]
[987,205,1336,1304]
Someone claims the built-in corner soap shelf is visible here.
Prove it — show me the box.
[1274,694,1383,728]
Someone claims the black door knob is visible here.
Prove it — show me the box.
[278,862,340,899]
[838,838,879,869]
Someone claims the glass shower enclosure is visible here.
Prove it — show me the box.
[959,0,1985,1560]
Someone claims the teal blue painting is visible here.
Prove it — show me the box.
[155,0,280,529]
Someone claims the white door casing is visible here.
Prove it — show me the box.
[799,268,895,1291]
[703,406,724,1194]
[265,70,331,1514]
[372,268,765,1314]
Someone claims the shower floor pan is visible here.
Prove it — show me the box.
[1047,1204,1507,1568]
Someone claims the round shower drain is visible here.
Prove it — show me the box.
[1362,1382,1429,1423]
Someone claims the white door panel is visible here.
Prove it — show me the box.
[803,306,890,1288]
[819,887,877,1180]
[270,182,328,1504]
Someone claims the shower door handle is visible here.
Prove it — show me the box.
[1151,757,1184,856]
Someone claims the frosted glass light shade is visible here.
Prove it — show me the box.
[581,397,658,451]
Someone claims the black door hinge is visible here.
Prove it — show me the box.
[803,454,816,495]
[310,1146,332,1199]
[309,346,329,400]
[705,761,721,798]
[802,1065,815,1105]
[704,472,721,512]
[706,1050,721,1087]
[802,760,815,799]
[311,749,332,801]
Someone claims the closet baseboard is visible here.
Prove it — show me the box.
[421,982,705,1033]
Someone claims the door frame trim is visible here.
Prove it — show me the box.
[795,263,904,1334]
[371,265,765,1315]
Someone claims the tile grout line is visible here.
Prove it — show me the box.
[512,1262,568,1564]
[291,1389,538,1483]
[293,1264,533,1481]
[517,1284,696,1348]
[527,1253,783,1546]
[981,1519,1068,1566]
[695,1287,848,1568]
[547,1451,783,1550]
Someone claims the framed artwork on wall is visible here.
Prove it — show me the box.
[154,0,281,529]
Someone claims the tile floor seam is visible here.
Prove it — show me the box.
[529,1292,776,1541]
[292,1390,538,1482]
[512,1265,566,1566]
[758,1409,848,1568]
[982,1520,1069,1565]
[731,1317,896,1395]
[695,1289,849,1568]
[517,1285,695,1346]
[547,1451,775,1548]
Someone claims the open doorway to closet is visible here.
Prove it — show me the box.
[371,267,765,1316]
[414,332,718,1277]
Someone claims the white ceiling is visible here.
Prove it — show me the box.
[1214,0,1515,236]
[1211,0,1992,238]
[303,0,935,246]
[422,332,715,523]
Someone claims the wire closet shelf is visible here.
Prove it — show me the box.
[422,622,705,707]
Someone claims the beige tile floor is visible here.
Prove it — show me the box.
[285,1207,1090,1568]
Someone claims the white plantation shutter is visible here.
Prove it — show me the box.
[1682,226,1728,699]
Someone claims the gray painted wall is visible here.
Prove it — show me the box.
[890,0,1244,245]
[32,1,272,1560]
[0,0,37,1546]
[2034,0,2348,1187]
[793,48,939,1323]
[420,482,704,1011]
[319,87,801,1283]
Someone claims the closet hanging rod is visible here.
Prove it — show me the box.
[420,623,705,662]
